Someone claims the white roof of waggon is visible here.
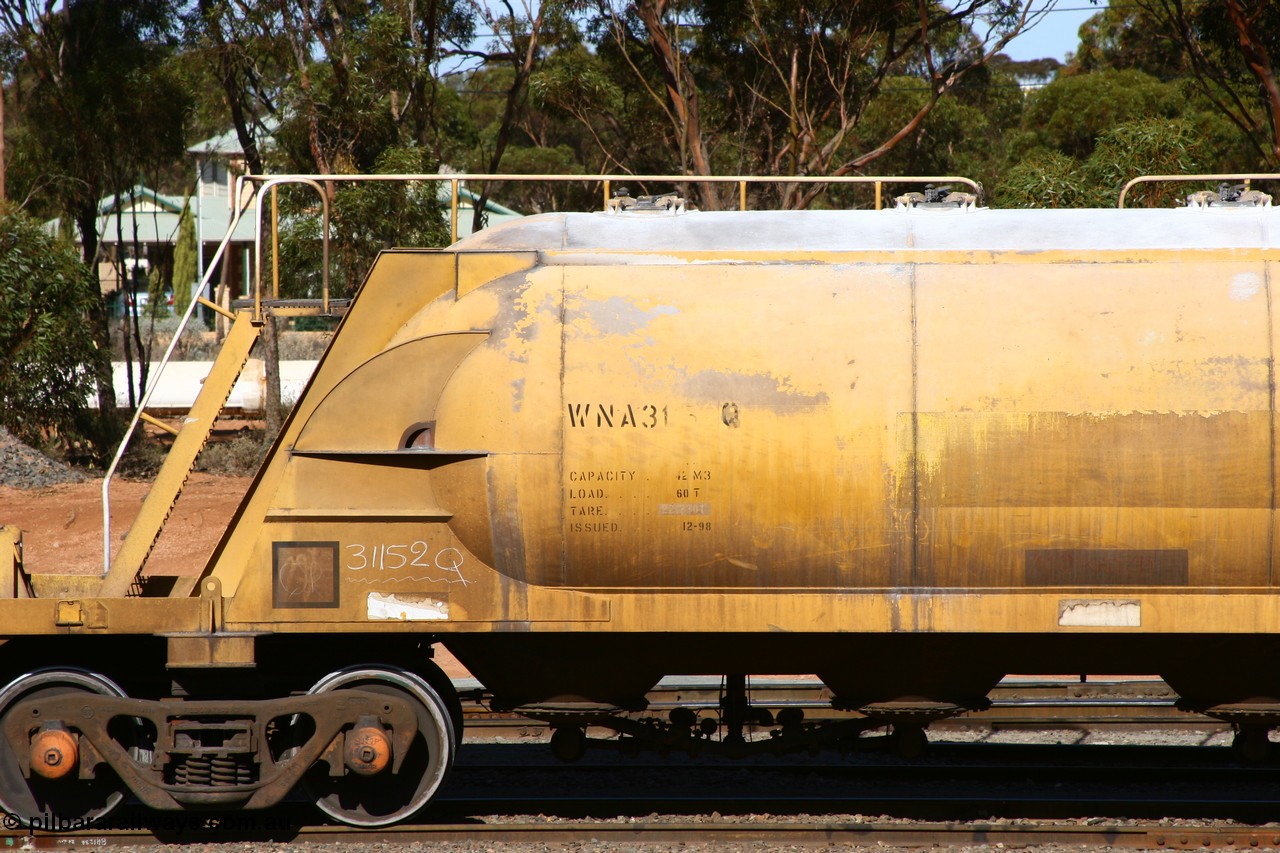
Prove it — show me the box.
[453,208,1280,255]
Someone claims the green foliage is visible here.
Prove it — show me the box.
[274,146,451,300]
[330,147,452,268]
[145,266,169,319]
[5,0,193,230]
[0,205,109,456]
[998,151,1089,208]
[849,65,1026,206]
[240,0,475,176]
[1016,69,1186,160]
[996,119,1205,209]
[529,45,625,122]
[1087,120,1204,207]
[1062,2,1280,168]
[172,196,199,304]
[482,144,591,214]
[1068,5,1187,78]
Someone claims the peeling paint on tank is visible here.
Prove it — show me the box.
[515,292,560,343]
[487,273,561,363]
[681,369,830,408]
[570,295,679,339]
[486,278,534,362]
[1230,271,1263,301]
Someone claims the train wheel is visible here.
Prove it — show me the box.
[0,668,129,825]
[304,666,456,827]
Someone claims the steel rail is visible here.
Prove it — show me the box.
[4,817,1278,849]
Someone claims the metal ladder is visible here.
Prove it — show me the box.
[96,311,263,599]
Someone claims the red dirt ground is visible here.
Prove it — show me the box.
[0,475,472,678]
[1,474,250,577]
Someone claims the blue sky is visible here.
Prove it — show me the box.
[1000,1,1109,63]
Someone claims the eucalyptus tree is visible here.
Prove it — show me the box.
[0,0,190,263]
[0,204,111,461]
[999,118,1206,208]
[564,0,1057,209]
[190,0,477,183]
[1067,1,1280,169]
[1157,0,1280,166]
[452,0,588,232]
[0,0,192,453]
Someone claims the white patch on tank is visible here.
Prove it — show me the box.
[1230,272,1262,301]
[658,502,712,516]
[367,592,449,621]
[1058,599,1140,627]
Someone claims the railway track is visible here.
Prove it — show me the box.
[0,678,1260,848]
[5,818,1280,849]
[442,741,1280,820]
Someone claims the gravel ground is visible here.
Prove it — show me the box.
[94,821,1280,853]
[0,427,85,488]
[937,727,1235,747]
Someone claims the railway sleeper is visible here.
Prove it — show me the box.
[0,690,417,814]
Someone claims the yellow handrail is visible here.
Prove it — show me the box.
[1118,173,1280,208]
[241,172,983,307]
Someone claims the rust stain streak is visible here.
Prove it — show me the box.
[557,266,569,587]
[910,259,920,588]
[1269,260,1277,587]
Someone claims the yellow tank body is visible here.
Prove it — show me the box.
[184,204,1280,708]
[5,200,1280,826]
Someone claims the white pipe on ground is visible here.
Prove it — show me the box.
[101,360,318,415]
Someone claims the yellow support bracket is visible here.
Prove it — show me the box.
[139,412,180,437]
[1,526,31,599]
[199,296,236,321]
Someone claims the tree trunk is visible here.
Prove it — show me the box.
[633,0,721,210]
[0,85,6,202]
[261,311,283,439]
[75,204,117,432]
[1224,0,1280,163]
[472,6,545,235]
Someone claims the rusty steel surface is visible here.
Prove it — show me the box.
[1,689,417,812]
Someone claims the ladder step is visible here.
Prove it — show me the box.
[231,298,351,318]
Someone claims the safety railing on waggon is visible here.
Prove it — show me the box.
[246,172,984,319]
[1118,173,1280,208]
[99,171,981,573]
